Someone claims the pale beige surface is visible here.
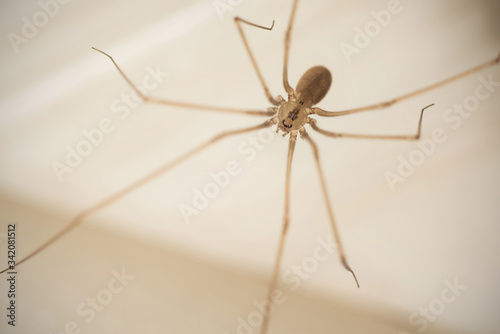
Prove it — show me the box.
[0,0,500,333]
[0,198,474,334]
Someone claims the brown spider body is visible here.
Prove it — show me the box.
[276,65,332,133]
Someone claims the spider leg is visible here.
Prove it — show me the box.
[0,119,276,274]
[260,131,297,334]
[313,53,500,117]
[301,129,359,288]
[282,0,300,96]
[92,47,275,116]
[310,104,434,140]
[234,17,279,106]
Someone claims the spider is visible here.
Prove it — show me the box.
[2,1,498,333]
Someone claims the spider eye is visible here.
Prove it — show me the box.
[282,119,293,129]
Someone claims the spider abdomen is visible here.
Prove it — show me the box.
[295,65,332,107]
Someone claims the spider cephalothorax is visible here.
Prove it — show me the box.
[275,98,309,132]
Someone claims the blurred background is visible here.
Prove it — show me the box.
[0,0,499,333]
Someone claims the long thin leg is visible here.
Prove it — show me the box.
[0,119,276,274]
[260,132,297,334]
[313,53,500,117]
[92,47,275,116]
[301,130,359,288]
[282,0,299,96]
[311,104,434,140]
[234,18,279,106]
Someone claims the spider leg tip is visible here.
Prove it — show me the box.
[350,269,360,288]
